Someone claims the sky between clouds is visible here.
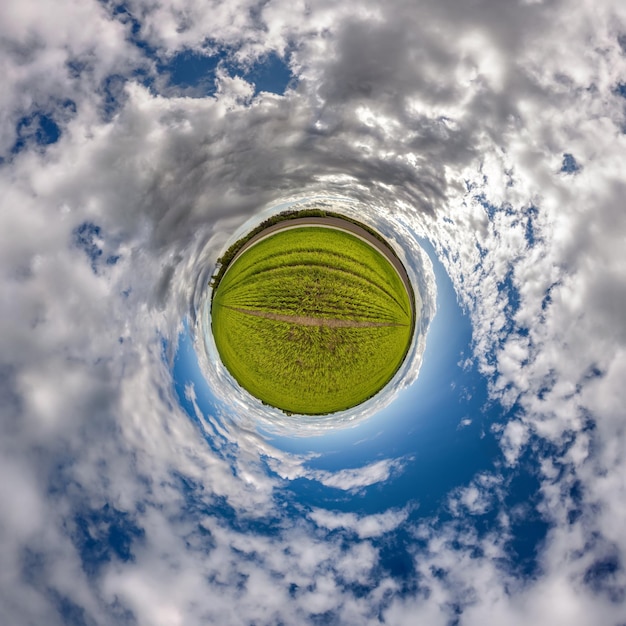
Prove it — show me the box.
[1,0,626,624]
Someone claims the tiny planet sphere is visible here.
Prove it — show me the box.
[210,214,415,415]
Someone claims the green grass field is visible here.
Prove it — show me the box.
[211,226,413,415]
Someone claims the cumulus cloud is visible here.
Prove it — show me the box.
[310,507,411,539]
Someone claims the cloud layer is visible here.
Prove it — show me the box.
[1,0,626,624]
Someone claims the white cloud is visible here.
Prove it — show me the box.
[0,0,142,153]
[499,420,530,467]
[312,458,408,492]
[310,507,410,539]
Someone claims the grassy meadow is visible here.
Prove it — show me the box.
[211,226,413,415]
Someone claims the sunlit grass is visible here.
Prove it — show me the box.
[211,226,413,415]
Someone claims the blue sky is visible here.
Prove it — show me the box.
[1,1,626,625]
[172,231,550,587]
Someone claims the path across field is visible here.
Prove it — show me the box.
[226,306,408,328]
